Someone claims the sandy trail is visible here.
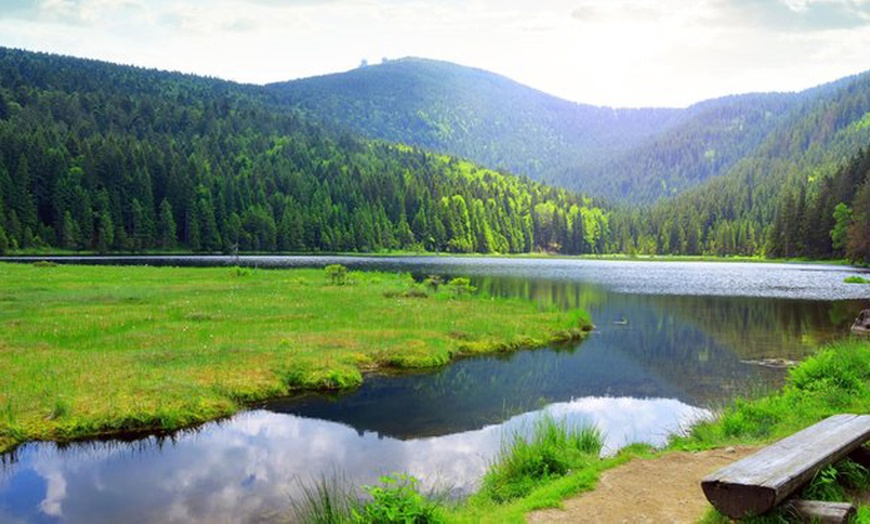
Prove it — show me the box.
[527,446,757,523]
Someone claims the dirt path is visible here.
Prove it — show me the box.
[527,446,757,523]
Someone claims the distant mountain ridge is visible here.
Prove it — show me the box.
[3,46,870,259]
[267,58,685,196]
[267,58,870,205]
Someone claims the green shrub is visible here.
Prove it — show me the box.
[384,286,428,299]
[229,266,251,277]
[353,473,442,523]
[423,275,443,294]
[447,277,476,298]
[325,264,348,285]
[844,276,870,284]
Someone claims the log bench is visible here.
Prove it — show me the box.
[701,414,870,520]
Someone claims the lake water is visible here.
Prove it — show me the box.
[1,257,869,523]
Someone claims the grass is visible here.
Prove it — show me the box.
[447,443,654,523]
[669,338,870,522]
[454,337,870,523]
[479,414,603,503]
[286,413,637,524]
[290,473,359,524]
[0,262,592,454]
[292,472,448,524]
[845,275,870,284]
[672,339,870,449]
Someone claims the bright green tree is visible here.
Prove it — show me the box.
[831,202,852,254]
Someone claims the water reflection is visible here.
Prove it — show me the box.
[267,323,777,441]
[0,397,708,524]
[2,257,868,522]
[472,275,864,360]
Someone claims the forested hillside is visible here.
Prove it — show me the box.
[267,58,822,203]
[579,93,795,202]
[607,71,870,262]
[0,48,609,255]
[267,58,685,197]
[3,47,870,262]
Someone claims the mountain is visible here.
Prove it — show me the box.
[267,58,808,203]
[581,92,797,202]
[607,70,870,260]
[267,58,684,196]
[3,47,870,260]
[0,47,608,255]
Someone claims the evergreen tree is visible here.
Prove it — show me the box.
[61,210,79,250]
[157,198,177,249]
[831,203,851,256]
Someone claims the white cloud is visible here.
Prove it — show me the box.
[1,0,870,106]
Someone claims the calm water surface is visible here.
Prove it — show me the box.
[2,257,869,523]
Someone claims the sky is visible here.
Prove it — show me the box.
[1,0,870,108]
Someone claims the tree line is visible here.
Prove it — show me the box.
[0,48,609,256]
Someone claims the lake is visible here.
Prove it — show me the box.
[1,257,868,523]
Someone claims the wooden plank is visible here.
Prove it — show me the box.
[701,414,870,519]
[783,500,856,523]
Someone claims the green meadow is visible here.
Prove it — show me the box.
[0,262,591,454]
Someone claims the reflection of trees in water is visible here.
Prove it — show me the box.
[267,276,863,440]
[472,276,864,360]
[270,347,576,440]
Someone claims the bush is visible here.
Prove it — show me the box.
[229,266,251,277]
[384,287,428,299]
[447,277,476,298]
[423,275,443,293]
[353,473,442,523]
[325,264,348,285]
[844,276,870,284]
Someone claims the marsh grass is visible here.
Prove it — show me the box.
[290,473,359,524]
[481,414,603,503]
[0,263,591,453]
[290,472,448,524]
[674,339,870,449]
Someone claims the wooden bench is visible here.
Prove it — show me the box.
[702,414,870,520]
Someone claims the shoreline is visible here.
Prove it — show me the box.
[0,263,591,455]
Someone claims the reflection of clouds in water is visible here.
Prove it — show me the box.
[37,470,65,517]
[14,397,710,523]
[542,397,711,453]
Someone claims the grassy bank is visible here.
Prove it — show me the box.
[0,262,591,454]
[488,337,870,523]
[437,338,870,522]
[673,338,870,450]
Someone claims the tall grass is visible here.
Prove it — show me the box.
[481,414,603,502]
[290,473,358,524]
[290,473,445,524]
[676,339,870,448]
